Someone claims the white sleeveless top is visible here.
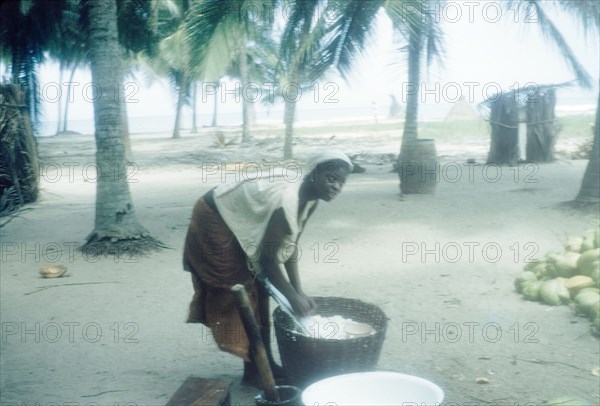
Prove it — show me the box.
[213,175,316,272]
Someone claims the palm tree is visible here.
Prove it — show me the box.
[550,0,599,203]
[277,0,385,158]
[0,0,66,123]
[511,0,598,202]
[578,88,600,202]
[277,0,321,159]
[385,0,444,193]
[140,0,193,139]
[225,21,279,132]
[158,27,193,139]
[83,0,162,255]
[187,0,384,157]
[125,0,190,139]
[186,0,277,143]
[116,0,162,150]
[0,0,66,214]
[47,1,86,135]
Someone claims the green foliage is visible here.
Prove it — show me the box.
[0,84,39,216]
[117,0,161,57]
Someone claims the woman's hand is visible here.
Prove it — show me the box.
[299,292,316,314]
[290,292,317,317]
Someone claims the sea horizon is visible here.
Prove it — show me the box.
[36,99,596,138]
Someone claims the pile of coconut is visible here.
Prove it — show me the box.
[514,228,600,335]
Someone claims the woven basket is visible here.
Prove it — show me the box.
[273,296,388,388]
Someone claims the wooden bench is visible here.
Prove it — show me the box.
[166,377,233,406]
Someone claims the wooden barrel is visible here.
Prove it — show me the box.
[398,139,438,194]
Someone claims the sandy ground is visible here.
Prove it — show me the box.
[1,120,599,406]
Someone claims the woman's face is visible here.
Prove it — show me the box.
[313,163,350,202]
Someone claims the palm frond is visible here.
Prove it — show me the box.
[324,0,384,78]
[160,0,182,20]
[135,53,167,86]
[159,29,190,71]
[385,0,444,81]
[277,0,321,72]
[186,0,241,69]
[186,0,277,83]
[509,0,592,89]
[192,19,239,81]
[555,0,599,34]
[294,6,331,79]
[116,0,158,55]
[424,12,444,73]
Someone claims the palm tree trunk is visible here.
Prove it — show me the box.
[401,27,421,147]
[576,87,600,203]
[84,0,161,255]
[239,40,251,143]
[283,97,296,160]
[397,24,440,194]
[172,71,185,139]
[62,62,78,133]
[280,9,314,160]
[212,86,219,127]
[56,60,64,135]
[121,94,132,159]
[191,81,198,134]
[247,99,257,126]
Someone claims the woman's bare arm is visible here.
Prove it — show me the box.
[259,208,313,316]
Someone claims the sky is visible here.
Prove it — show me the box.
[5,1,598,135]
[344,2,599,108]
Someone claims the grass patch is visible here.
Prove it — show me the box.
[225,113,595,144]
[556,115,596,140]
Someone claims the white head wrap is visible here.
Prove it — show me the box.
[306,149,353,176]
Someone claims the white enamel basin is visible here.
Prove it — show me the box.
[301,371,444,406]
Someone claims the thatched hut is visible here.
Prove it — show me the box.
[479,83,564,164]
[444,97,479,122]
